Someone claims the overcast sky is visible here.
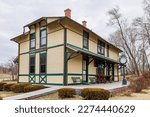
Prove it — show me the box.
[0,0,144,64]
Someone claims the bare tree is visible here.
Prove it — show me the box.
[107,6,140,76]
[6,57,17,80]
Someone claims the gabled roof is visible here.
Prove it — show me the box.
[11,16,122,52]
[24,16,64,27]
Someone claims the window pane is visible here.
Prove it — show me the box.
[41,30,46,38]
[40,53,46,73]
[30,33,35,39]
[83,31,89,49]
[40,29,46,46]
[41,37,46,46]
[30,33,35,49]
[30,55,35,74]
[31,39,35,48]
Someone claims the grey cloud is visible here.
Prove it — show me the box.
[0,0,144,64]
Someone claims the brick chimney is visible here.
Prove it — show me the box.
[82,20,87,27]
[64,8,71,18]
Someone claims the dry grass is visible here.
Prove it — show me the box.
[34,92,83,100]
[110,88,150,100]
[0,91,21,98]
[0,74,11,79]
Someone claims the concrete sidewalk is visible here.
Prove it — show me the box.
[3,81,129,100]
[3,87,60,100]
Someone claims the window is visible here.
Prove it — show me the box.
[30,54,35,74]
[30,33,36,49]
[40,52,46,74]
[107,45,109,57]
[40,28,47,47]
[83,30,89,49]
[97,40,105,55]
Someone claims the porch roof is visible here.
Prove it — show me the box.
[67,44,119,64]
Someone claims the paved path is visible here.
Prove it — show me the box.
[3,81,129,100]
[3,87,60,100]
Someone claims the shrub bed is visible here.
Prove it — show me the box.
[0,83,7,91]
[24,85,46,93]
[3,83,16,91]
[58,88,76,98]
[81,88,110,100]
[10,84,31,93]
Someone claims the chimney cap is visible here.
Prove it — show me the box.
[64,8,71,12]
[82,20,87,23]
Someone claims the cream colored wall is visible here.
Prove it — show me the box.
[19,76,28,82]
[47,46,64,73]
[20,40,29,54]
[19,54,29,74]
[67,29,82,48]
[67,54,82,84]
[35,23,40,49]
[88,59,96,75]
[109,45,119,60]
[114,64,119,81]
[68,55,82,73]
[47,76,63,84]
[89,38,97,53]
[35,53,39,74]
[47,29,64,47]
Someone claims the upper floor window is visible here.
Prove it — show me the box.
[83,30,89,49]
[40,52,46,74]
[40,28,47,47]
[29,54,35,74]
[30,33,36,49]
[97,40,105,55]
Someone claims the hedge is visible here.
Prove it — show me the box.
[81,88,110,100]
[3,83,16,91]
[10,84,31,93]
[0,83,7,91]
[58,88,76,98]
[24,85,46,93]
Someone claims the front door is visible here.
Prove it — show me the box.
[82,55,88,83]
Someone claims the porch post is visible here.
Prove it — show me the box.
[86,56,89,83]
[112,64,114,81]
[63,28,68,86]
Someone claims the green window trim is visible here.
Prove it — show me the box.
[97,40,105,56]
[83,30,89,49]
[40,27,47,47]
[29,54,36,74]
[30,32,36,50]
[40,51,47,74]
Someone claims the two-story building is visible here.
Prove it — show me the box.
[11,9,122,85]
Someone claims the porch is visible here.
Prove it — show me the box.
[66,44,120,85]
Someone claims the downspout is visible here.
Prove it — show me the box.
[58,20,68,86]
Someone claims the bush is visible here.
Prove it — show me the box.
[24,85,46,93]
[58,88,76,98]
[10,84,31,93]
[3,83,16,91]
[81,88,110,100]
[129,78,145,93]
[142,71,150,79]
[0,96,2,100]
[0,83,7,91]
